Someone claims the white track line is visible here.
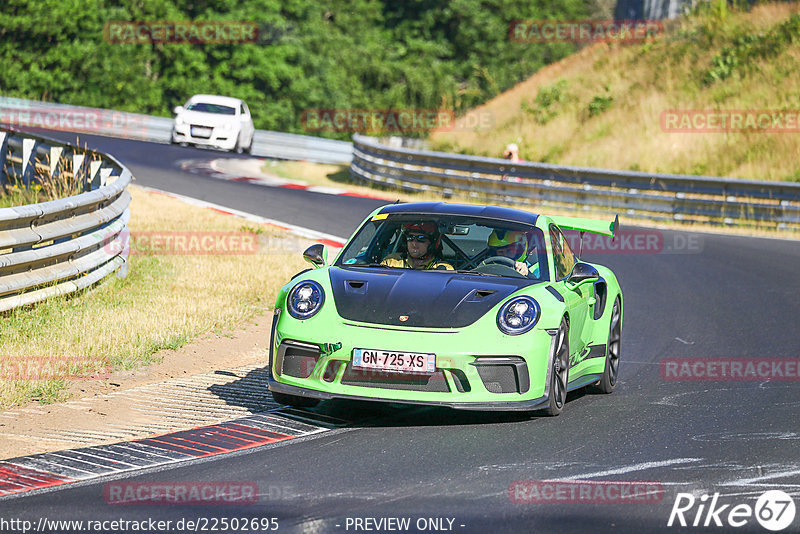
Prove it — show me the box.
[722,467,800,487]
[566,458,704,480]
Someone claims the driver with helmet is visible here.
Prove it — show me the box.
[382,222,454,270]
[486,229,540,277]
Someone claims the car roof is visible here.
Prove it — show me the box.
[377,202,539,225]
[186,94,244,107]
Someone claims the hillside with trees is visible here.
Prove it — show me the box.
[0,0,607,138]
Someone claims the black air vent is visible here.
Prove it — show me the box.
[345,280,367,294]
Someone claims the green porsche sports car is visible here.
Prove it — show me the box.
[268,202,622,415]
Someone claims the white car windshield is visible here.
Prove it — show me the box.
[185,103,236,115]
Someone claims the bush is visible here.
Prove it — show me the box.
[587,94,613,117]
[704,14,800,85]
[522,80,569,125]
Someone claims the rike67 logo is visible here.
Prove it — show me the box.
[668,490,796,531]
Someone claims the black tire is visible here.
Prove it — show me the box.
[541,317,569,416]
[271,390,320,408]
[594,297,621,394]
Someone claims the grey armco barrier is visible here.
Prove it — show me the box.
[351,134,800,230]
[0,127,131,312]
[0,96,352,164]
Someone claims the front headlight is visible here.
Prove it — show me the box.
[222,122,234,131]
[287,281,325,319]
[497,296,540,335]
[175,116,185,127]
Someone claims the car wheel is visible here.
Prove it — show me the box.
[271,390,320,408]
[244,138,253,154]
[233,132,246,154]
[541,317,569,416]
[594,297,621,394]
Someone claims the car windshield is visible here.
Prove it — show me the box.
[185,102,236,115]
[335,212,549,281]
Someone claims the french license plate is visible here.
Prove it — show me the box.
[191,126,212,137]
[352,348,436,374]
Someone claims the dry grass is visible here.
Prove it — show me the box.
[430,2,800,182]
[0,185,308,409]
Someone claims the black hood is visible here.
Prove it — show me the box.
[328,266,536,328]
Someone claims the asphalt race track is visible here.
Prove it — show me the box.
[2,132,799,533]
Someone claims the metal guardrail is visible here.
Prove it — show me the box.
[0,96,352,164]
[351,134,800,230]
[0,127,131,312]
[4,98,798,230]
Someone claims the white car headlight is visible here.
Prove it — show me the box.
[497,296,540,335]
[175,116,185,127]
[287,281,325,319]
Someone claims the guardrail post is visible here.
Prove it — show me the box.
[21,137,37,188]
[89,160,102,189]
[49,145,64,180]
[72,153,87,192]
[0,131,7,186]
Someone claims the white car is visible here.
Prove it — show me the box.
[171,95,255,153]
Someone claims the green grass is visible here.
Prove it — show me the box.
[0,184,45,208]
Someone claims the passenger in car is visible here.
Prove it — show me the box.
[487,229,540,278]
[381,222,454,270]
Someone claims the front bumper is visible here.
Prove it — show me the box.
[268,378,550,411]
[268,316,558,410]
[172,124,238,150]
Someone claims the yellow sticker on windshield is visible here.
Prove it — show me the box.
[371,213,389,221]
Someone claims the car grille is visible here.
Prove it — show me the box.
[340,365,450,392]
[277,342,320,379]
[472,357,529,394]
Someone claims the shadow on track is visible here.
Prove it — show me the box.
[208,365,593,429]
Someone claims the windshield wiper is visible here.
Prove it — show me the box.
[456,270,502,277]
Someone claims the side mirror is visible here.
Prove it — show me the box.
[173,106,184,115]
[567,262,599,288]
[303,244,328,268]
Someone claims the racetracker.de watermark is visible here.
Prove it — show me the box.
[509,19,664,43]
[562,229,703,255]
[103,21,286,45]
[300,108,495,134]
[104,482,264,505]
[661,358,800,381]
[0,357,112,380]
[106,231,261,256]
[661,110,800,133]
[0,106,147,138]
[509,480,664,504]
